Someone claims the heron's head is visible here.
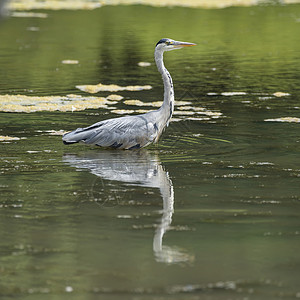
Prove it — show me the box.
[155,38,196,52]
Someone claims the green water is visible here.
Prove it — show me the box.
[0,4,300,300]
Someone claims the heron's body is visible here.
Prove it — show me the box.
[62,38,196,149]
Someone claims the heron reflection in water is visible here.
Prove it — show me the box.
[62,38,196,149]
[63,150,193,264]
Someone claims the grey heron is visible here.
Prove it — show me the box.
[62,38,196,150]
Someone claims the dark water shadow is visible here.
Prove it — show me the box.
[62,149,193,264]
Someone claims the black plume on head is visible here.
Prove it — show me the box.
[156,38,169,47]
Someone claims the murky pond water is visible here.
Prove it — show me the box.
[1,3,300,300]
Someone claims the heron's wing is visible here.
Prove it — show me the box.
[63,114,158,149]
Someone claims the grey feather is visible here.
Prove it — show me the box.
[63,112,158,149]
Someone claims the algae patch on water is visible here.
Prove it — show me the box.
[123,100,145,106]
[61,59,79,64]
[36,130,67,135]
[106,94,124,101]
[10,11,48,18]
[264,117,300,123]
[0,94,222,122]
[76,83,152,93]
[122,99,222,121]
[207,91,290,98]
[124,100,192,107]
[9,0,101,11]
[8,0,300,11]
[138,61,151,67]
[273,92,291,97]
[0,136,21,142]
[0,94,118,112]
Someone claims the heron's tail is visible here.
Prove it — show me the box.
[62,128,90,145]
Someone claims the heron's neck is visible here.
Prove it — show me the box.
[155,49,174,126]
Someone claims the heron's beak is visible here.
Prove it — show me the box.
[175,41,197,48]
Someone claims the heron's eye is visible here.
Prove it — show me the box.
[166,41,172,45]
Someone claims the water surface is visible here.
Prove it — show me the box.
[0,4,300,300]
